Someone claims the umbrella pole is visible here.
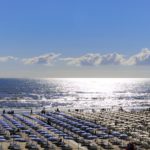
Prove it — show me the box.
[78,135,80,150]
[0,143,2,150]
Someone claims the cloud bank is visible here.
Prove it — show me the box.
[22,53,61,65]
[62,53,126,66]
[1,48,150,67]
[62,48,150,66]
[0,56,17,62]
[125,48,150,65]
[62,53,102,66]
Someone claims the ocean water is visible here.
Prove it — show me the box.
[0,78,149,110]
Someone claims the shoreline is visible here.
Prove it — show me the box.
[0,105,149,114]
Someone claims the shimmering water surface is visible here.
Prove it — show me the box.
[0,78,149,110]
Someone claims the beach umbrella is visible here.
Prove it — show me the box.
[11,135,21,138]
[48,137,58,142]
[111,131,120,137]
[86,135,98,140]
[14,138,26,142]
[119,134,128,139]
[0,139,6,142]
[75,130,85,134]
[99,127,108,131]
[31,137,41,141]
[29,134,37,137]
[44,134,53,138]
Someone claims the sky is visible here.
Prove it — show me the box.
[0,0,150,77]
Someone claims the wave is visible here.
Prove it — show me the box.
[0,78,149,110]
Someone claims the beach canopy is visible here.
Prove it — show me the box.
[111,131,121,137]
[48,137,58,141]
[14,138,26,142]
[0,139,6,142]
[11,135,21,138]
[119,134,128,139]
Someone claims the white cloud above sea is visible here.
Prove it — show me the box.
[2,48,150,67]
[125,48,150,65]
[22,53,61,65]
[62,53,126,66]
[0,56,17,62]
[62,48,150,66]
[61,53,102,66]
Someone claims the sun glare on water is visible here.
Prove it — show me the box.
[44,78,150,110]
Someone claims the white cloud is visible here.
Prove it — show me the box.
[0,56,17,62]
[23,53,61,65]
[17,48,150,67]
[62,49,150,66]
[125,48,150,65]
[62,53,102,66]
[62,53,126,66]
[101,53,126,65]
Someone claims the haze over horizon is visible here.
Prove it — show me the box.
[0,0,150,78]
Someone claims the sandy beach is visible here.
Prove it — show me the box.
[0,108,149,150]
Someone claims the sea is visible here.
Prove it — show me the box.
[0,78,149,111]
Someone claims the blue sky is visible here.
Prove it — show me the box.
[0,0,150,77]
